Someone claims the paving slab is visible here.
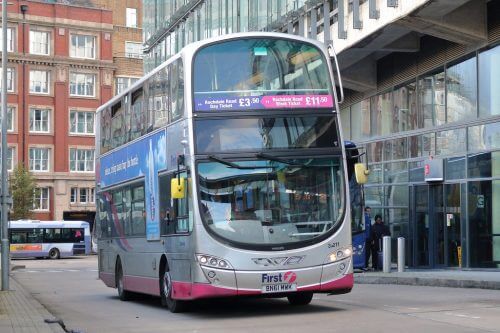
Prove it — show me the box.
[0,273,66,333]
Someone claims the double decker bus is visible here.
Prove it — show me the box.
[96,32,353,312]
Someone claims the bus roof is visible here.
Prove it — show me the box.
[9,220,90,229]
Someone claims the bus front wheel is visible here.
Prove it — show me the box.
[116,260,131,301]
[160,269,187,313]
[48,248,60,260]
[287,292,313,306]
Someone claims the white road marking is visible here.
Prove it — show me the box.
[444,312,480,319]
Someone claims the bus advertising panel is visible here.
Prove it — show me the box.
[99,130,167,241]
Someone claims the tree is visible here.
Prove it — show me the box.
[9,164,36,220]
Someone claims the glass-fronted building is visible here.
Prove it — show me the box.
[143,0,500,269]
[341,38,500,269]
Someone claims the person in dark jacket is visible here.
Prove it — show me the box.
[371,215,391,270]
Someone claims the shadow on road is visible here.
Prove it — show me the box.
[108,293,343,317]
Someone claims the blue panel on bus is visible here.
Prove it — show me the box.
[98,130,167,241]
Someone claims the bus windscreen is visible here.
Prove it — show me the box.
[194,116,339,153]
[193,38,334,111]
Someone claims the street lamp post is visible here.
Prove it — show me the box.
[1,0,11,291]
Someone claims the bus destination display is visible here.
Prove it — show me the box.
[195,94,333,111]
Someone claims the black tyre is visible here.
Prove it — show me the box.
[160,269,187,313]
[287,292,314,306]
[48,248,60,260]
[116,260,131,301]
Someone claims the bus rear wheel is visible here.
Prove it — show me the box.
[48,248,60,260]
[116,260,131,301]
[287,292,313,306]
[160,269,187,313]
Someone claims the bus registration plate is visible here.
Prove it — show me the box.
[262,283,297,293]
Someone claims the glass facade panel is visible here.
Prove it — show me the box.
[419,72,445,128]
[351,99,370,141]
[340,108,350,140]
[393,82,417,132]
[409,160,425,182]
[367,163,383,184]
[385,185,408,207]
[446,57,477,123]
[384,137,407,161]
[436,128,466,156]
[445,156,466,180]
[370,92,393,136]
[365,186,384,208]
[384,161,408,184]
[366,141,383,163]
[422,133,436,157]
[468,180,500,268]
[467,151,500,178]
[468,122,500,151]
[478,45,500,118]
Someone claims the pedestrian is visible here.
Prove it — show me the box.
[371,215,391,271]
[364,206,372,270]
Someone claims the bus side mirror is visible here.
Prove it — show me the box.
[171,178,185,199]
[354,163,369,185]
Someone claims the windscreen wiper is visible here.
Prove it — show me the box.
[255,152,308,167]
[208,155,270,169]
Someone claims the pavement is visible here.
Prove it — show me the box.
[1,265,499,333]
[355,268,500,290]
[0,268,66,333]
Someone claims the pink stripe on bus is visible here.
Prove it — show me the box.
[124,275,160,296]
[171,273,354,300]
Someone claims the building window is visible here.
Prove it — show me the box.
[0,106,14,132]
[0,27,15,52]
[70,110,94,135]
[7,147,15,171]
[0,68,14,92]
[70,187,78,204]
[126,8,137,28]
[70,73,96,97]
[115,77,139,95]
[125,42,142,58]
[70,187,95,204]
[29,148,50,172]
[79,188,95,204]
[69,148,94,172]
[30,29,50,55]
[70,34,96,59]
[33,187,50,211]
[29,108,50,133]
[29,70,50,94]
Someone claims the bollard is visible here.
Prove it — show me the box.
[383,236,391,273]
[397,237,405,272]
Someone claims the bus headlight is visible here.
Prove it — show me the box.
[326,247,352,263]
[196,254,234,270]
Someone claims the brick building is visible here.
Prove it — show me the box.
[91,0,143,95]
[1,0,114,223]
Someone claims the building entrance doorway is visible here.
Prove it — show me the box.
[412,184,463,268]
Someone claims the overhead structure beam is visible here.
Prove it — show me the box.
[399,0,487,45]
